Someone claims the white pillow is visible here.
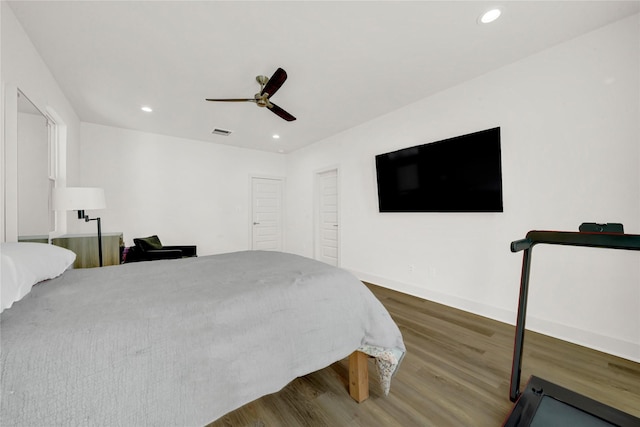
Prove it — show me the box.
[1,242,76,313]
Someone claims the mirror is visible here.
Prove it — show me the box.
[17,90,51,240]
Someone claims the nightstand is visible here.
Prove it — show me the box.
[52,232,124,268]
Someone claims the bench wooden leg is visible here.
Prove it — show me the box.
[349,351,369,403]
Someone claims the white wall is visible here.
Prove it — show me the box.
[1,2,81,240]
[285,15,640,361]
[79,123,286,255]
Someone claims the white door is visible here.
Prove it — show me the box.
[251,177,283,251]
[316,169,339,266]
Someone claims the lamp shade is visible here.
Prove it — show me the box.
[52,187,106,211]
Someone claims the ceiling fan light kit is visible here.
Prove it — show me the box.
[206,68,297,122]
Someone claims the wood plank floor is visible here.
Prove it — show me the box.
[209,283,640,426]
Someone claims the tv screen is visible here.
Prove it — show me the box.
[375,127,503,212]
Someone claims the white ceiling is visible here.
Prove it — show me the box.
[8,1,639,153]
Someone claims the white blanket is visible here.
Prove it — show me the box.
[1,251,405,426]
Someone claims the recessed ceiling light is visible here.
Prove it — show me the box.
[479,8,501,24]
[141,106,153,112]
[272,134,280,139]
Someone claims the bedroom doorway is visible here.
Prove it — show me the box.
[3,86,64,242]
[315,168,339,266]
[251,176,284,251]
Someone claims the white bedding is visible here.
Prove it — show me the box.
[1,250,405,426]
[0,242,76,313]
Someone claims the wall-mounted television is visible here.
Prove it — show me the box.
[375,127,503,213]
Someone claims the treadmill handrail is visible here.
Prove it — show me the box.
[508,230,640,402]
[511,230,640,253]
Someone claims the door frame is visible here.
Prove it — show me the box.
[2,84,67,242]
[249,174,285,250]
[313,166,340,266]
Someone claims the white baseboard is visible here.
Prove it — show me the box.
[350,269,640,363]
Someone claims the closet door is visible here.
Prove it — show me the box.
[316,168,339,266]
[251,176,283,251]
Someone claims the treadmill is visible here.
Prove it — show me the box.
[503,225,640,427]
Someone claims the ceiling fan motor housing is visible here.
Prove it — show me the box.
[254,93,272,108]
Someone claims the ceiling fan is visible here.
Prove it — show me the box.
[206,68,296,122]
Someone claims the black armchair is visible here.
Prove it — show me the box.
[123,235,197,263]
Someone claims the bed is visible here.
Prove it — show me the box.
[0,243,405,426]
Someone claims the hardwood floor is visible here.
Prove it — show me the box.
[209,283,640,426]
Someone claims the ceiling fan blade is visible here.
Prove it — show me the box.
[261,68,287,98]
[268,103,296,121]
[205,98,255,102]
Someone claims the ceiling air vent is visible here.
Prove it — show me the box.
[212,128,232,136]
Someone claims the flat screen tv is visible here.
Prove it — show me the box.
[375,127,503,213]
